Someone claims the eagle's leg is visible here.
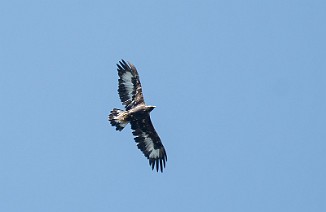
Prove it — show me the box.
[108,108,129,131]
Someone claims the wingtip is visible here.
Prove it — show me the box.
[118,59,132,67]
[149,158,166,173]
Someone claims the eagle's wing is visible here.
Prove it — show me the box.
[130,114,167,172]
[117,60,144,109]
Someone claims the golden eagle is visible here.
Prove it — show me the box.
[108,60,167,172]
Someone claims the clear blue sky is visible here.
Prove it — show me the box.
[1,1,325,211]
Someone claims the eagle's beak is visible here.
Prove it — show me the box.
[148,105,156,112]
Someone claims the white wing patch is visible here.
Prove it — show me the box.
[142,132,161,159]
[121,71,134,101]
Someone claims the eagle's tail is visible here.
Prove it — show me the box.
[108,108,129,131]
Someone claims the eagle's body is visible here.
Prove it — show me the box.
[108,60,167,172]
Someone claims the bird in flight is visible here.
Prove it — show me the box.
[108,60,167,172]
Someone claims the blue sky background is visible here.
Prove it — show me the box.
[1,1,325,211]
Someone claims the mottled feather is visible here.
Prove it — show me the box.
[130,114,167,172]
[117,60,144,109]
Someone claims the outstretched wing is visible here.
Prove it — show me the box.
[130,114,167,172]
[117,60,144,109]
